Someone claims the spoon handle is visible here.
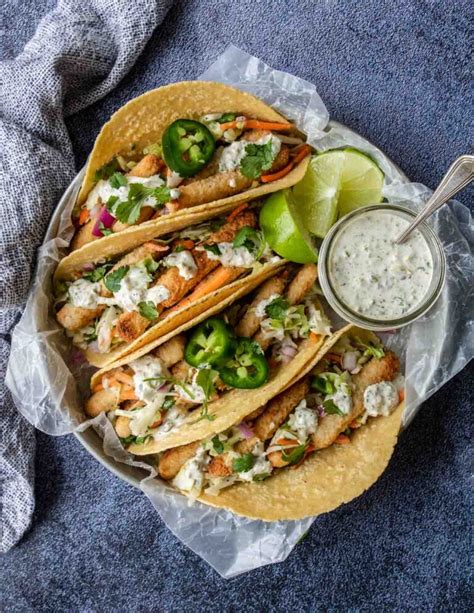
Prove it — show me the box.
[395,154,474,244]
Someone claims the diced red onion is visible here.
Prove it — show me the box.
[238,422,254,439]
[69,349,86,366]
[316,404,327,418]
[342,351,358,372]
[92,206,116,237]
[83,262,95,271]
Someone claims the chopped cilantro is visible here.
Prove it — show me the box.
[109,172,128,188]
[232,226,264,256]
[232,453,255,473]
[211,435,224,454]
[98,223,114,236]
[240,140,275,179]
[162,396,175,411]
[281,443,308,465]
[83,262,113,283]
[112,184,171,225]
[204,244,222,256]
[94,158,121,182]
[104,266,129,293]
[265,296,289,320]
[311,375,335,395]
[138,301,159,320]
[194,369,218,422]
[119,435,136,446]
[323,398,344,416]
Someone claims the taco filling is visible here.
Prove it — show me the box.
[84,264,331,448]
[55,207,282,356]
[155,332,404,499]
[72,113,310,250]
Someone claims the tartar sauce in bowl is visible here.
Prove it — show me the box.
[318,205,446,330]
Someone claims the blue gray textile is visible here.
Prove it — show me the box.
[1,0,473,610]
[0,0,172,552]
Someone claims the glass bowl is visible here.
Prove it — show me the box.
[318,204,446,331]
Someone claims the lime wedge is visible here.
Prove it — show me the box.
[291,149,384,238]
[260,191,318,264]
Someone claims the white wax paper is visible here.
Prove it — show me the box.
[5,45,473,578]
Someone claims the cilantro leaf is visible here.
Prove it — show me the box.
[150,185,171,206]
[240,140,275,179]
[138,301,159,320]
[311,375,335,395]
[98,222,113,236]
[204,244,222,256]
[104,266,129,293]
[265,296,289,320]
[281,443,308,465]
[194,369,218,422]
[94,158,121,182]
[119,435,136,446]
[323,399,344,416]
[162,396,175,411]
[109,172,128,188]
[232,226,264,256]
[83,262,113,283]
[211,435,224,454]
[232,453,255,473]
[114,184,147,225]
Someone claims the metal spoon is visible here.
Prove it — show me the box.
[395,154,474,244]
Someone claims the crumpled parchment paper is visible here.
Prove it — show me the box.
[6,45,473,578]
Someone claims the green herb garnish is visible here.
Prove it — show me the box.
[232,453,255,473]
[138,301,159,320]
[104,266,129,293]
[281,443,308,465]
[252,473,270,482]
[217,113,237,124]
[204,244,222,256]
[240,140,275,179]
[144,258,160,274]
[322,399,344,416]
[109,172,128,189]
[162,396,175,411]
[232,226,264,256]
[265,296,289,320]
[311,375,335,396]
[94,158,121,182]
[211,435,224,454]
[83,262,113,283]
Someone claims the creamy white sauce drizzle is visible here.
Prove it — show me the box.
[287,399,318,442]
[329,210,434,319]
[162,250,197,280]
[85,174,165,211]
[218,134,281,173]
[363,381,399,417]
[202,242,256,268]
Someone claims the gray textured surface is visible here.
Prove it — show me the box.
[1,0,473,610]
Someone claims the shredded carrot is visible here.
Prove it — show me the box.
[144,241,169,253]
[399,389,405,402]
[114,371,135,387]
[310,332,320,343]
[276,438,299,447]
[335,434,351,445]
[169,267,244,312]
[226,202,249,221]
[92,382,104,393]
[291,144,312,165]
[260,161,294,183]
[177,239,195,251]
[219,119,293,132]
[78,208,90,226]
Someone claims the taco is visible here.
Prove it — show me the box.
[54,202,314,367]
[84,264,332,455]
[70,81,311,256]
[151,326,404,521]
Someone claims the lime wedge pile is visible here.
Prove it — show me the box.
[291,148,384,238]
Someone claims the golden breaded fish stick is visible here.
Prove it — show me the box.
[56,304,105,332]
[285,263,318,306]
[84,388,119,417]
[128,154,162,178]
[235,274,288,338]
[153,334,186,367]
[158,441,200,480]
[174,171,252,211]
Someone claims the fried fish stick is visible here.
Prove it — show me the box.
[233,378,310,455]
[56,304,105,332]
[84,388,119,417]
[311,351,400,450]
[128,154,163,178]
[153,334,186,367]
[285,263,318,305]
[71,219,97,251]
[208,209,257,242]
[109,241,168,273]
[158,441,200,480]
[235,274,288,337]
[115,310,151,343]
[173,171,252,211]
